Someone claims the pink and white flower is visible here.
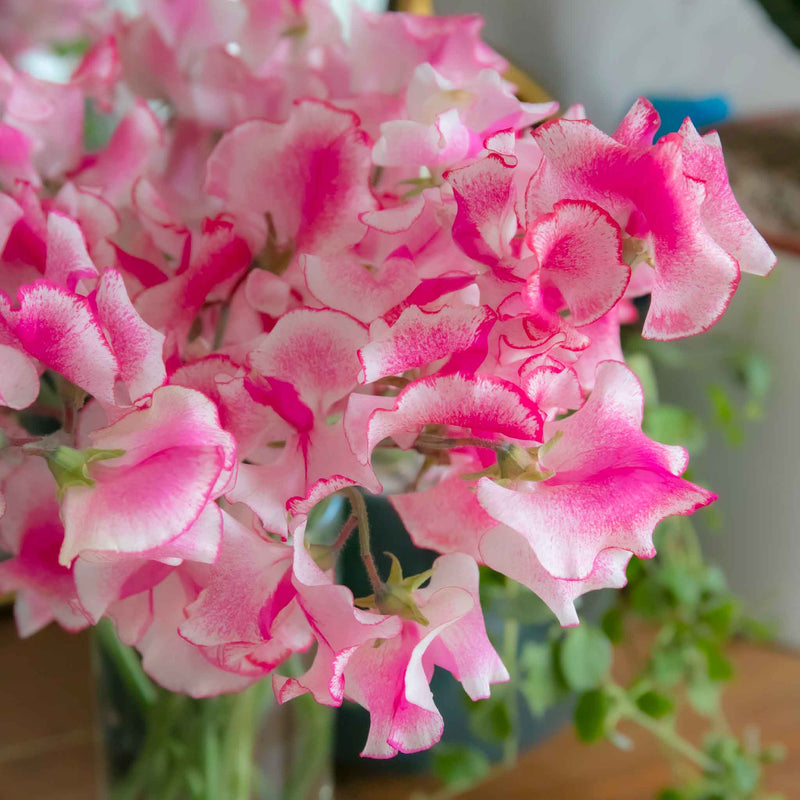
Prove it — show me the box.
[59,384,236,565]
[0,0,775,761]
[343,553,507,758]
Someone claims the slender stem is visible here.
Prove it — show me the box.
[409,456,434,492]
[502,578,521,767]
[202,702,221,800]
[224,681,269,800]
[212,303,231,351]
[94,619,158,713]
[331,514,358,552]
[415,434,507,453]
[613,689,720,774]
[59,379,85,439]
[342,487,383,597]
[111,693,185,800]
[63,403,77,438]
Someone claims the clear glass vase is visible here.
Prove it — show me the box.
[92,621,334,800]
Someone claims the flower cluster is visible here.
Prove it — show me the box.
[0,0,773,757]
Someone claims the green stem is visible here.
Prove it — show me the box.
[613,689,720,774]
[225,682,270,800]
[343,487,383,597]
[502,579,521,767]
[94,619,158,713]
[202,701,221,800]
[111,693,185,800]
[414,434,506,453]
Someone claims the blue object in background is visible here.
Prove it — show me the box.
[632,95,731,138]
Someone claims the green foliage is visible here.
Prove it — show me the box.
[574,690,611,743]
[686,676,722,717]
[558,625,612,691]
[94,624,330,800]
[466,695,513,743]
[519,642,564,717]
[706,350,772,447]
[601,606,625,644]
[734,351,771,420]
[635,690,674,720]
[431,744,491,790]
[481,573,554,625]
[708,383,744,447]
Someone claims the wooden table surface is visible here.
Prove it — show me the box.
[0,608,798,800]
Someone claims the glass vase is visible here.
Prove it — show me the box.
[92,620,334,800]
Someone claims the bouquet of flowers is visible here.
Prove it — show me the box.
[0,0,774,784]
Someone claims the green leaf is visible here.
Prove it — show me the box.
[651,646,686,687]
[641,339,689,369]
[574,689,610,743]
[701,601,736,638]
[738,614,776,643]
[707,383,744,447]
[697,640,734,682]
[658,563,702,608]
[736,350,771,401]
[630,578,664,620]
[519,642,562,717]
[708,382,735,425]
[467,696,512,743]
[687,676,721,716]
[701,565,728,596]
[431,743,490,790]
[635,690,674,719]
[626,556,646,582]
[559,625,612,691]
[601,606,624,644]
[730,754,760,794]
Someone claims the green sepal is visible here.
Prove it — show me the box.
[46,446,125,498]
[355,553,432,625]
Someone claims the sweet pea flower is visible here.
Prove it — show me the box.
[374,63,555,172]
[476,361,715,579]
[343,552,507,758]
[0,457,88,636]
[525,98,776,339]
[57,384,236,565]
